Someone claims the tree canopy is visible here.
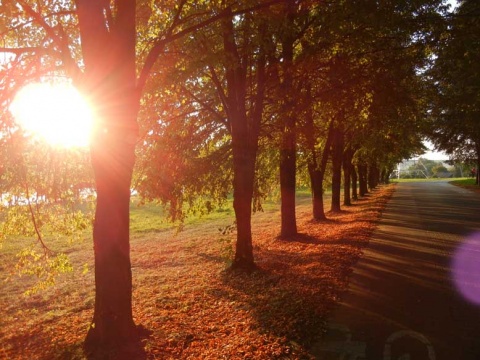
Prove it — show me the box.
[427,0,480,182]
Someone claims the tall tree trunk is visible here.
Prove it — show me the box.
[279,5,297,238]
[358,162,368,197]
[309,167,326,220]
[368,162,379,189]
[380,168,386,184]
[351,165,358,201]
[330,125,344,212]
[86,133,137,351]
[343,147,354,206]
[311,120,334,219]
[304,88,333,221]
[76,1,140,353]
[385,167,393,184]
[280,126,297,237]
[232,146,256,270]
[221,12,266,270]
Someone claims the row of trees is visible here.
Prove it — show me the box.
[1,0,472,356]
[427,0,480,184]
[135,0,444,268]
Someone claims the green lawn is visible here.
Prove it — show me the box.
[391,177,467,183]
[449,178,477,186]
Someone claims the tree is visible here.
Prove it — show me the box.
[277,0,299,237]
[1,0,282,354]
[220,8,268,269]
[428,0,480,184]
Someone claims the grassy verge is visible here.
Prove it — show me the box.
[0,184,395,359]
[449,178,480,194]
[391,177,467,183]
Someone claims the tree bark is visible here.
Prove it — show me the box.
[309,167,326,221]
[368,162,379,190]
[221,11,266,270]
[304,89,333,221]
[343,147,354,206]
[76,1,140,353]
[351,164,358,201]
[86,136,137,352]
[310,120,334,220]
[280,126,297,236]
[330,125,344,212]
[279,1,297,238]
[232,146,256,270]
[358,162,368,197]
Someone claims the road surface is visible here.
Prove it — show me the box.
[312,181,480,360]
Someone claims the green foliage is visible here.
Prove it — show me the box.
[215,221,235,267]
[407,158,438,177]
[0,134,94,294]
[431,164,450,177]
[428,0,480,162]
[14,248,73,296]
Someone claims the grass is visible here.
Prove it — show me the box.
[391,177,467,182]
[391,176,480,194]
[0,184,395,359]
[449,177,480,194]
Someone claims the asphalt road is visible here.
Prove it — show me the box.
[312,181,480,360]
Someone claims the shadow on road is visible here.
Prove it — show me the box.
[313,181,480,360]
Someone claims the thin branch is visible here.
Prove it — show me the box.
[23,180,53,258]
[179,84,229,128]
[17,0,82,80]
[0,47,53,56]
[207,65,229,117]
[136,0,285,96]
[18,0,63,50]
[0,10,75,38]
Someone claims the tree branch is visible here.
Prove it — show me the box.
[179,85,229,129]
[23,178,53,258]
[0,47,53,56]
[17,0,82,81]
[136,0,285,97]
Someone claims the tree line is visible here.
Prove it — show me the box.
[1,0,478,356]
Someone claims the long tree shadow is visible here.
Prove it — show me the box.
[84,325,151,360]
[214,240,364,356]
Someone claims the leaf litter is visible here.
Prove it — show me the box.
[0,184,395,359]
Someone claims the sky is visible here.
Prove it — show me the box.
[421,140,449,161]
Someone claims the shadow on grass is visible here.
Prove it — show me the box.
[3,321,150,360]
[215,243,362,356]
[219,268,327,354]
[84,325,152,360]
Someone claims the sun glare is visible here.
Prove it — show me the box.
[10,82,94,148]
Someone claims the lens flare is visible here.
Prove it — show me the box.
[451,233,480,305]
[9,82,93,148]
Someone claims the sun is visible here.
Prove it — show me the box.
[10,82,94,148]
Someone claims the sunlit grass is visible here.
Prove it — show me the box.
[449,178,480,193]
[129,187,316,233]
[391,177,467,183]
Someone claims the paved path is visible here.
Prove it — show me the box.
[312,181,480,360]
